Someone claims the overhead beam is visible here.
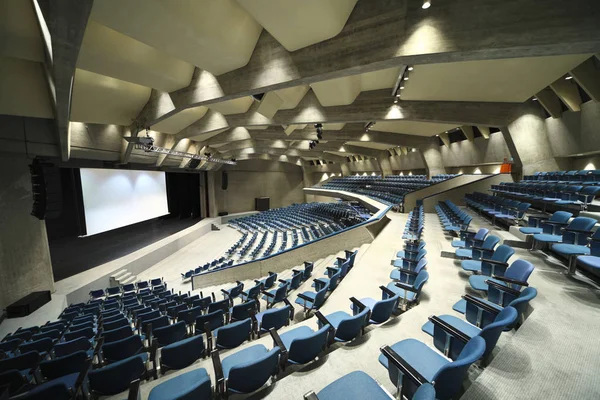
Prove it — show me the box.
[570,56,600,102]
[461,126,475,141]
[137,0,600,127]
[550,76,582,112]
[477,126,491,139]
[535,88,564,118]
[33,0,94,161]
[439,132,451,147]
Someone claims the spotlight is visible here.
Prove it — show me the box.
[314,123,323,128]
[399,86,405,90]
[317,131,323,140]
[394,100,398,104]
[422,0,431,9]
[408,66,414,71]
[532,97,538,101]
[565,76,573,80]
[404,77,409,81]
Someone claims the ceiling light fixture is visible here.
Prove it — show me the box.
[422,0,431,9]
[394,100,398,104]
[565,75,573,80]
[532,97,538,101]
[404,77,409,81]
[400,86,405,90]
[408,66,414,71]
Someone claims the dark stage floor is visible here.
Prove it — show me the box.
[49,217,201,281]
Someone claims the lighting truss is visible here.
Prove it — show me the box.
[134,143,237,165]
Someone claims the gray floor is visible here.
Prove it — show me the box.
[5,210,600,399]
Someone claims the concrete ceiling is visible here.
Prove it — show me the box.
[150,106,208,134]
[207,97,255,115]
[370,121,459,137]
[0,56,53,118]
[0,0,44,62]
[401,54,591,103]
[346,141,393,150]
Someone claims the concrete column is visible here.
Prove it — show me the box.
[377,152,393,177]
[302,166,315,203]
[340,163,351,177]
[206,171,219,217]
[502,108,560,176]
[0,156,54,312]
[421,137,447,178]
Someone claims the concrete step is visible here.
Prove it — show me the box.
[109,269,129,287]
[120,275,137,285]
[116,272,132,285]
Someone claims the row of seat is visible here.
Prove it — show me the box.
[88,277,164,300]
[523,169,600,183]
[465,192,531,227]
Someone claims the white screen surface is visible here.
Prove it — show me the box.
[80,168,169,236]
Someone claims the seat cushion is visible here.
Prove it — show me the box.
[451,240,466,248]
[385,283,416,301]
[461,260,482,273]
[578,256,600,270]
[316,371,392,400]
[221,345,268,379]
[452,298,502,315]
[552,244,590,256]
[469,275,505,292]
[378,339,448,383]
[148,368,211,400]
[279,326,314,350]
[519,227,543,235]
[421,315,481,338]
[533,234,562,243]
[455,249,474,259]
[323,311,351,330]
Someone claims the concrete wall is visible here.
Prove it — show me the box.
[545,101,600,158]
[389,151,426,172]
[421,174,513,212]
[0,155,54,312]
[403,174,492,211]
[440,133,511,168]
[213,160,304,214]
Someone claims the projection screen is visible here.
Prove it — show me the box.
[80,168,169,236]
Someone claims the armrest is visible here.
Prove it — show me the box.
[403,248,419,255]
[211,349,225,391]
[254,280,262,285]
[480,258,509,267]
[428,316,470,344]
[205,322,213,352]
[269,328,289,368]
[380,345,427,386]
[93,337,104,366]
[400,257,417,263]
[220,289,229,297]
[282,298,295,319]
[126,379,141,400]
[303,392,320,400]
[395,267,418,276]
[292,269,301,275]
[394,282,417,293]
[462,295,500,315]
[336,257,346,265]
[278,279,289,285]
[268,271,276,276]
[314,311,332,328]
[349,297,366,313]
[486,280,521,296]
[313,278,328,291]
[562,227,594,235]
[297,293,314,303]
[492,275,529,287]
[326,266,338,274]
[544,221,569,226]
[471,245,485,251]
[261,290,274,298]
[380,285,396,298]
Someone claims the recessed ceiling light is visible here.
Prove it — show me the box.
[565,76,573,80]
[532,97,538,101]
[394,100,398,104]
[422,0,431,9]
[396,94,401,98]
[400,86,405,90]
[404,77,409,81]
[408,67,414,71]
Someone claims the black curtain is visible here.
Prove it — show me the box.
[166,172,201,219]
[45,168,86,240]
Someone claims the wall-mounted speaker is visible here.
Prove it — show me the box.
[29,160,62,220]
[187,159,201,169]
[221,171,228,190]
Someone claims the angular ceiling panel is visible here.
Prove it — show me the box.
[346,141,391,150]
[0,57,53,118]
[311,75,361,106]
[150,106,208,134]
[0,0,44,62]
[274,85,310,110]
[188,128,229,142]
[372,121,458,137]
[207,96,254,115]
[322,123,346,130]
[236,0,357,51]
[71,69,151,125]
[360,67,401,92]
[402,54,591,103]
[78,20,195,92]
[90,0,262,76]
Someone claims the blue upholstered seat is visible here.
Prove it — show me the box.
[451,228,489,249]
[256,305,291,336]
[149,368,212,400]
[390,258,427,282]
[279,325,329,365]
[578,255,600,271]
[88,354,146,397]
[154,321,187,347]
[355,291,399,325]
[214,318,252,349]
[379,337,485,400]
[422,307,517,359]
[102,335,145,364]
[11,380,71,400]
[221,344,280,395]
[160,335,205,372]
[455,236,500,260]
[469,259,534,292]
[461,244,515,274]
[320,309,369,343]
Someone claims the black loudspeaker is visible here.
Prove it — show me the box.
[6,291,52,318]
[187,159,201,169]
[221,171,228,190]
[29,160,62,220]
[255,197,270,211]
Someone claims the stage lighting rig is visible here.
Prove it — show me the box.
[314,123,323,140]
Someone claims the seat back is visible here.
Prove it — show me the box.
[0,351,40,374]
[0,338,21,353]
[272,284,289,304]
[208,299,230,315]
[264,272,277,289]
[507,287,538,322]
[474,236,501,260]
[328,270,342,291]
[478,307,518,358]
[590,229,600,257]
[313,282,330,309]
[195,310,225,334]
[287,325,330,364]
[231,300,258,321]
[335,308,369,342]
[88,354,146,396]
[290,272,303,290]
[370,295,399,324]
[563,217,597,245]
[245,283,262,300]
[216,318,252,349]
[19,338,53,355]
[542,211,573,234]
[178,306,204,326]
[0,370,28,397]
[505,260,535,290]
[260,306,291,332]
[480,245,515,276]
[102,335,144,363]
[53,336,91,358]
[432,336,485,399]
[102,318,129,332]
[160,335,205,371]
[64,326,94,342]
[39,350,87,380]
[303,262,314,280]
[473,228,489,242]
[154,321,187,347]
[413,270,429,297]
[102,325,133,344]
[227,347,280,394]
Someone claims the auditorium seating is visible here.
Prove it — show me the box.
[318,174,457,206]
